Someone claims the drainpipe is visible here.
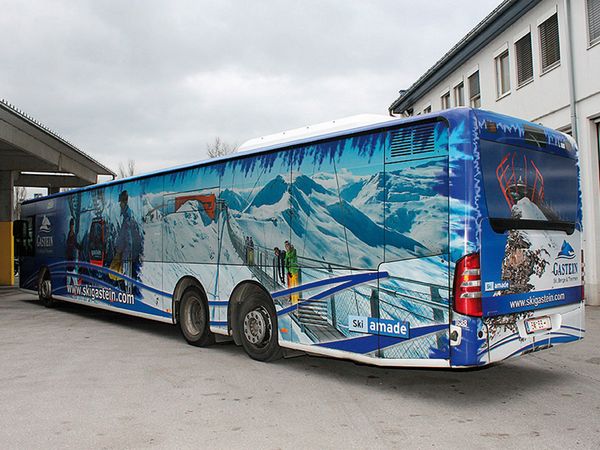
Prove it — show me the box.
[565,0,578,140]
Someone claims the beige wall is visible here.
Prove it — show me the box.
[406,0,600,304]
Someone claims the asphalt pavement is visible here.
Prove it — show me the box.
[1,287,599,449]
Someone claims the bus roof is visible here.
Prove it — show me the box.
[23,108,570,205]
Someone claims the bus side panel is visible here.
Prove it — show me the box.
[207,122,453,362]
[447,109,488,367]
[22,179,172,321]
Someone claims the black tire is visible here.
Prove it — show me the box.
[237,293,282,362]
[178,287,215,347]
[38,269,55,308]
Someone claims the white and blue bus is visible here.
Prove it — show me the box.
[15,108,584,367]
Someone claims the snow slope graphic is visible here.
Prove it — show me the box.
[496,198,580,295]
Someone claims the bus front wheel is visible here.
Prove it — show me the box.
[178,287,215,347]
[38,270,55,308]
[237,294,282,362]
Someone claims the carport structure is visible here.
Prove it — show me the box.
[0,99,115,286]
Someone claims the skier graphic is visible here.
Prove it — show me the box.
[65,217,81,286]
[110,190,134,291]
[285,240,300,304]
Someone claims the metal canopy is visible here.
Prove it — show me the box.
[0,99,115,189]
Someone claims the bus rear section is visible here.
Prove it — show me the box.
[451,112,584,367]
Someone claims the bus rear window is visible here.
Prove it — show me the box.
[480,139,578,231]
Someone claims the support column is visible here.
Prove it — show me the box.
[0,171,15,286]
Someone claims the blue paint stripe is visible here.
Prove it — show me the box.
[487,335,521,354]
[309,279,363,301]
[504,334,579,359]
[208,301,228,306]
[51,280,171,318]
[276,272,389,317]
[210,321,227,326]
[271,271,388,299]
[562,325,585,333]
[489,328,583,354]
[48,261,173,298]
[51,271,125,293]
[316,324,446,354]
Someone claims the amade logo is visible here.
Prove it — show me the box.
[348,315,410,339]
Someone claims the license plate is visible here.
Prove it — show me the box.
[525,316,552,334]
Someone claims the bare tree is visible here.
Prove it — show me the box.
[206,137,237,159]
[13,186,27,219]
[118,159,136,178]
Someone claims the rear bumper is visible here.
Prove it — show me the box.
[450,301,584,367]
[485,301,584,364]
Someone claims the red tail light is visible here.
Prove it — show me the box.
[453,252,482,317]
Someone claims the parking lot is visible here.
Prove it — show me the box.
[1,287,599,449]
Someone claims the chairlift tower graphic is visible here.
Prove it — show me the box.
[496,152,545,209]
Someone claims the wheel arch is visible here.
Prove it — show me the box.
[172,276,209,325]
[227,280,276,346]
[37,265,51,290]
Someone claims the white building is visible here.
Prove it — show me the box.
[389,0,600,306]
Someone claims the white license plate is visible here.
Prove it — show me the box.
[525,316,552,334]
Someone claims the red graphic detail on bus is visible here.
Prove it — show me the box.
[496,152,544,208]
[89,218,105,267]
[174,194,217,219]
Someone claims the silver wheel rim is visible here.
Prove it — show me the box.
[243,307,272,347]
[184,296,205,336]
[40,279,51,299]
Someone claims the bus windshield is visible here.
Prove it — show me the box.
[480,139,578,232]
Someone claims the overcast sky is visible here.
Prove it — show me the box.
[1,0,501,177]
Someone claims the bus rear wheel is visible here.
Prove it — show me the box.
[178,287,215,347]
[237,293,282,362]
[38,270,55,308]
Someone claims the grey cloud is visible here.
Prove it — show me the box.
[1,0,501,175]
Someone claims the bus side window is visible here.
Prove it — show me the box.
[14,217,35,257]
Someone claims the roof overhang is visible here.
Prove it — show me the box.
[0,99,115,188]
[389,0,541,115]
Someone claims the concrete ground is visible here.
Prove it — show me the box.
[0,288,599,449]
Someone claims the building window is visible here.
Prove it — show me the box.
[454,83,465,107]
[423,105,432,114]
[539,13,560,73]
[468,71,481,107]
[495,50,510,97]
[588,0,600,45]
[441,92,450,109]
[515,33,534,86]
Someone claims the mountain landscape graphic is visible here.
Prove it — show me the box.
[215,163,445,268]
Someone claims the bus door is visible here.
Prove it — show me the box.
[478,120,583,361]
[378,120,450,361]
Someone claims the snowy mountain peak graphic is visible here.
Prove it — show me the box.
[557,240,575,259]
[250,174,288,208]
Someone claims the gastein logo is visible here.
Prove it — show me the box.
[37,215,54,249]
[553,240,577,277]
[39,215,52,233]
[557,240,575,260]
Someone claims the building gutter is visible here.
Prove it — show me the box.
[564,0,578,140]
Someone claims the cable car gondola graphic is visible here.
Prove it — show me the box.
[496,152,545,209]
[88,218,105,267]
